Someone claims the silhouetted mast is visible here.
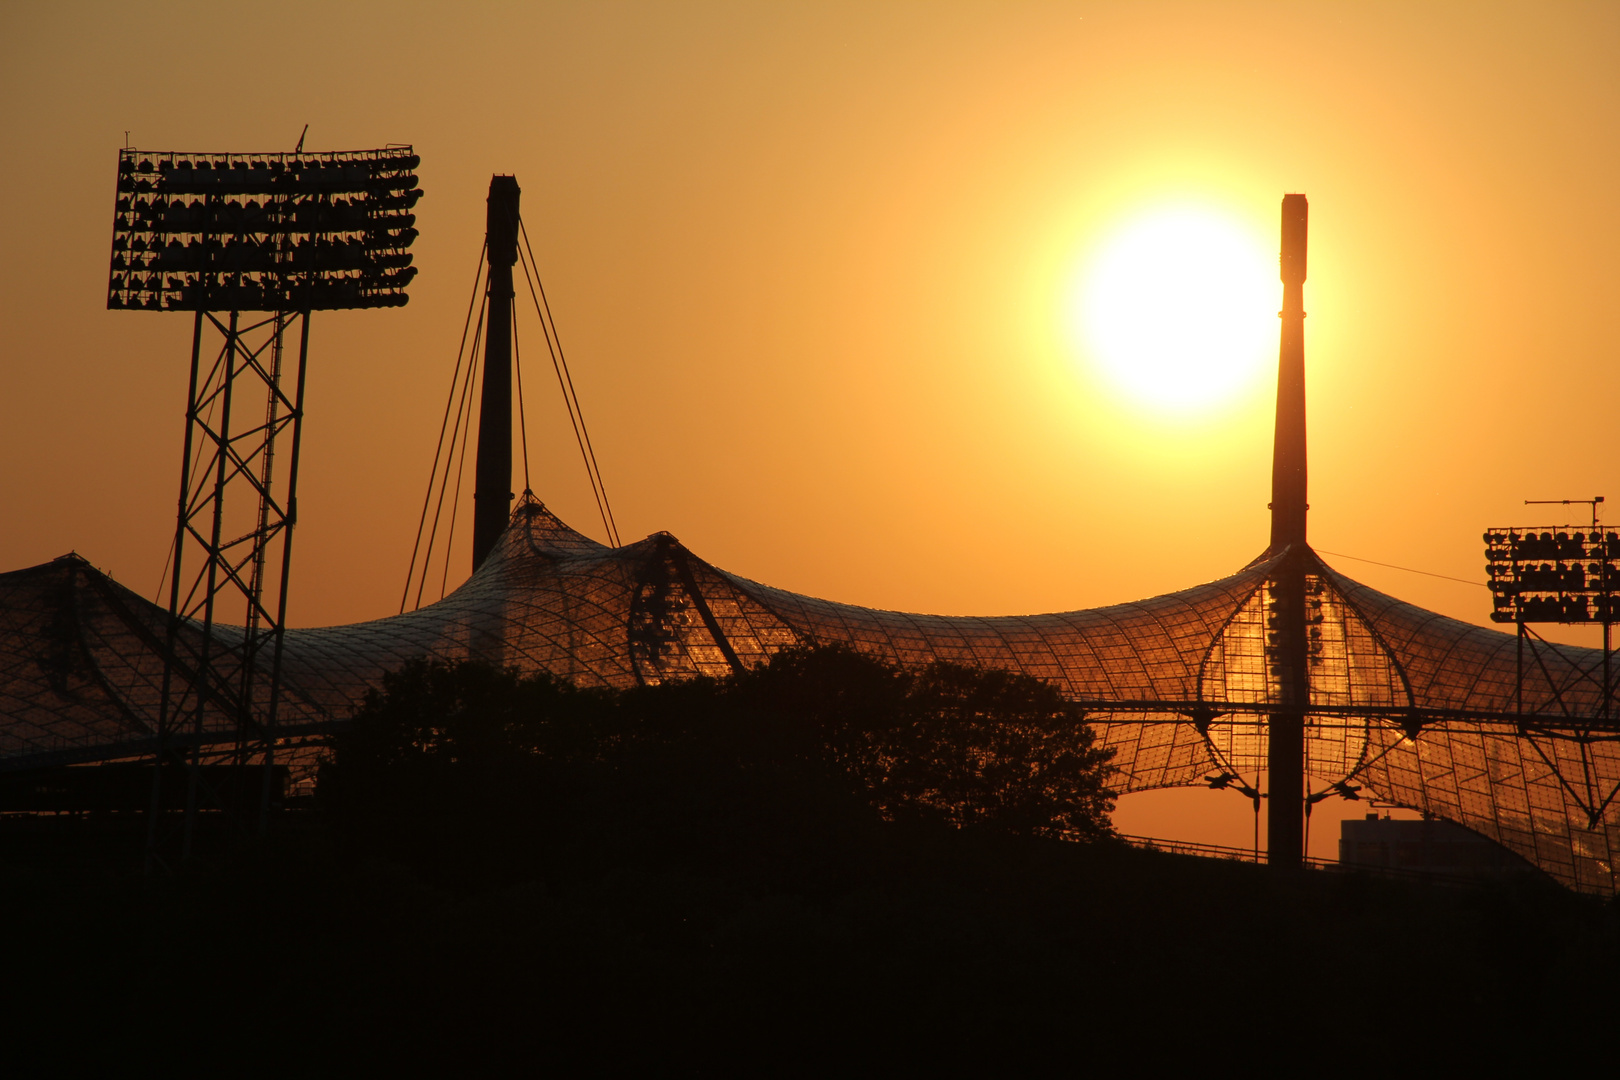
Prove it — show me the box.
[1270,194,1309,552]
[1268,193,1309,869]
[472,175,520,572]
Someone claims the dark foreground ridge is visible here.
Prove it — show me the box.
[5,652,1618,1072]
[9,819,1617,1073]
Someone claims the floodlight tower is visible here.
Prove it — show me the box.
[1485,498,1620,805]
[107,146,422,862]
[1267,193,1309,869]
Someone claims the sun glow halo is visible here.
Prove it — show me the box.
[1071,206,1276,413]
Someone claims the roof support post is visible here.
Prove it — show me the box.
[1270,194,1309,553]
[473,175,521,572]
[1267,551,1308,869]
[1267,194,1309,869]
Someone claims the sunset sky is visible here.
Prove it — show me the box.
[3,1,1618,853]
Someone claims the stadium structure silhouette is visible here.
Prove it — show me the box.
[3,186,1617,893]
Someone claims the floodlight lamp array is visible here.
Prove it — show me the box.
[1262,575,1331,669]
[1484,527,1620,623]
[107,147,422,312]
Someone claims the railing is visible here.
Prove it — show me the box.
[1120,833,1536,887]
[1120,833,1335,867]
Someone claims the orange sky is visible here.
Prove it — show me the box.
[3,1,1618,856]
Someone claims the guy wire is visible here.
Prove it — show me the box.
[519,218,620,546]
[415,289,486,610]
[511,293,532,494]
[515,231,619,545]
[402,243,488,613]
[514,239,611,543]
[437,325,484,604]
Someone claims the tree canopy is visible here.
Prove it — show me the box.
[321,645,1117,849]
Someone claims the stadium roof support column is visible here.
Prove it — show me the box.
[1270,194,1309,553]
[473,175,521,572]
[1268,193,1309,869]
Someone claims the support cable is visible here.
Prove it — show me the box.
[518,219,621,546]
[408,291,482,612]
[437,330,484,603]
[511,294,532,495]
[1315,549,1487,589]
[405,215,624,608]
[514,239,615,545]
[402,244,488,612]
[414,292,487,611]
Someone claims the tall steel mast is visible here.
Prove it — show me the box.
[1267,193,1310,868]
[473,175,521,571]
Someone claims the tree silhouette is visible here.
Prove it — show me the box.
[732,645,1117,839]
[320,645,1117,851]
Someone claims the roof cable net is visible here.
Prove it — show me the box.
[2,504,1617,891]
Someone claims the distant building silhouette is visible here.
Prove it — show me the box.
[1340,816,1535,880]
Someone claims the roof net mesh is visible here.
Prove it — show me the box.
[2,498,1616,892]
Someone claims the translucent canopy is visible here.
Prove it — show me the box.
[2,497,1615,892]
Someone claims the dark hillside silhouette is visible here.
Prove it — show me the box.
[15,652,1619,1072]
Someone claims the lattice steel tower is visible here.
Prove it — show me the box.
[107,146,422,863]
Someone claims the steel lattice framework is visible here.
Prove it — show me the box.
[104,146,422,859]
[2,497,1617,891]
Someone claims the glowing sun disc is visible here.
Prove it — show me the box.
[1071,206,1276,412]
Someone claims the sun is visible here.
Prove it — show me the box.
[1068,204,1276,413]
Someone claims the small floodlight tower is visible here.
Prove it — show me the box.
[1485,498,1619,821]
[107,146,422,861]
[1267,193,1309,869]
